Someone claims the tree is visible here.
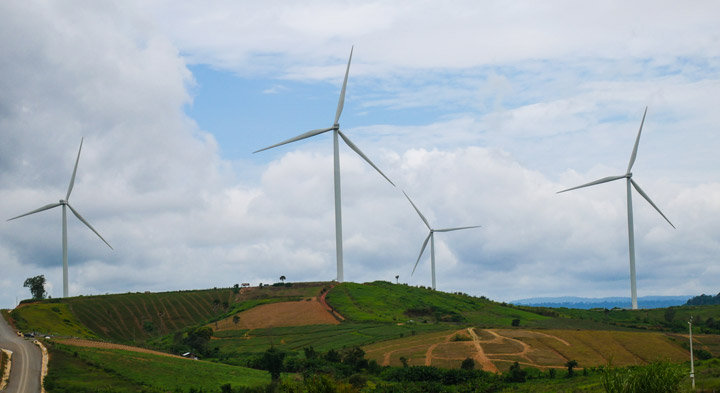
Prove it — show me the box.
[232,283,240,294]
[565,360,578,377]
[399,356,408,368]
[511,318,520,327]
[664,307,677,323]
[261,347,286,381]
[232,315,240,326]
[395,275,399,284]
[461,357,475,370]
[279,275,286,283]
[506,361,527,382]
[24,275,46,300]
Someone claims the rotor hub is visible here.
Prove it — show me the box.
[333,123,340,131]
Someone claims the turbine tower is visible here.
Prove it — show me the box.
[8,138,113,297]
[558,107,674,310]
[254,47,395,283]
[403,191,480,290]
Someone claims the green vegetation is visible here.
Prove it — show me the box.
[687,293,720,306]
[11,303,98,338]
[23,275,47,300]
[511,303,720,335]
[210,323,450,364]
[45,342,269,392]
[327,281,547,325]
[7,281,720,392]
[602,360,685,393]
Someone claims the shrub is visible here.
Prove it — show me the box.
[601,360,685,393]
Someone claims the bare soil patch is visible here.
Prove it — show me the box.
[214,298,340,330]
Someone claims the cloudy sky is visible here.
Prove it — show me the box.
[1,1,719,309]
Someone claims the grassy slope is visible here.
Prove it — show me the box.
[326,281,547,325]
[46,343,269,392]
[212,322,450,360]
[12,282,327,344]
[10,303,98,338]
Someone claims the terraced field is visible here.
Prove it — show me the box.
[12,282,329,343]
[363,327,693,372]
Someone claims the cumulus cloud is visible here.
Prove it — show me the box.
[2,1,720,309]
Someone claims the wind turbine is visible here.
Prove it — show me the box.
[557,107,674,310]
[8,138,113,298]
[254,47,395,283]
[403,191,480,290]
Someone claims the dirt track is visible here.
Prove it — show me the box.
[56,339,186,359]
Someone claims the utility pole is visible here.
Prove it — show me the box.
[689,316,695,390]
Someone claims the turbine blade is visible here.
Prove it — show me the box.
[67,204,113,249]
[411,232,432,276]
[334,46,353,125]
[338,131,395,186]
[253,127,333,153]
[630,179,675,229]
[402,190,431,230]
[66,138,84,201]
[7,202,62,221]
[435,225,481,233]
[557,175,626,194]
[627,107,648,173]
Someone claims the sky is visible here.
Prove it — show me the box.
[1,1,719,309]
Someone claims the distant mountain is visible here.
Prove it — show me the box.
[510,295,692,309]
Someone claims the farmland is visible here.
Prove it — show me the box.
[4,280,720,391]
[45,342,269,392]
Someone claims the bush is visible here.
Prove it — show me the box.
[601,360,685,393]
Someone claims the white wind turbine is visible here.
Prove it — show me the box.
[558,107,674,310]
[403,191,480,290]
[8,138,113,298]
[254,47,395,283]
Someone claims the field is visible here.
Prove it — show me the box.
[213,297,339,330]
[327,281,547,325]
[45,342,270,392]
[211,323,451,359]
[13,282,328,343]
[6,280,720,392]
[363,327,693,372]
[10,302,98,338]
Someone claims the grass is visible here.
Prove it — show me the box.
[326,281,549,326]
[10,303,98,338]
[211,322,451,362]
[13,282,327,345]
[46,342,269,392]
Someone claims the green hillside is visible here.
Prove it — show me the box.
[327,281,548,325]
[12,282,327,343]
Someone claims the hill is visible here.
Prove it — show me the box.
[5,280,720,391]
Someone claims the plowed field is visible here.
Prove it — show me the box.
[214,298,340,330]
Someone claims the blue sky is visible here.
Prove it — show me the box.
[1,1,719,309]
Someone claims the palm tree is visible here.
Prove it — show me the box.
[280,275,286,284]
[395,275,399,284]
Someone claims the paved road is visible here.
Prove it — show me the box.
[0,314,41,393]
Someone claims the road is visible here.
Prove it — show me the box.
[0,314,42,393]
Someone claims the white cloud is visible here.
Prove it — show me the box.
[2,1,720,309]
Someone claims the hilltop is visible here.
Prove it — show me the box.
[4,280,720,391]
